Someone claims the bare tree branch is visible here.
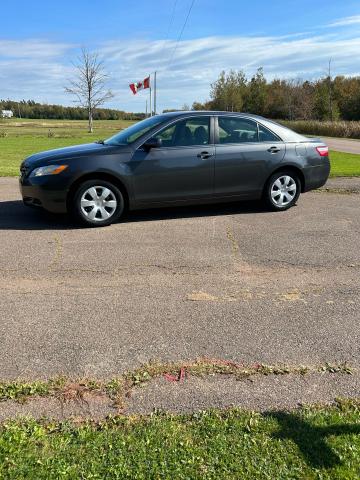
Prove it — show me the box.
[65,48,114,133]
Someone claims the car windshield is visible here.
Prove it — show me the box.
[104,115,167,146]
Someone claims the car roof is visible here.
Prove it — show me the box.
[161,110,264,120]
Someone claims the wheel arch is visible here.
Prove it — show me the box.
[66,172,130,212]
[265,165,305,193]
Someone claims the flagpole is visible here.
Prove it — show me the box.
[149,82,152,117]
[154,71,157,115]
[145,99,148,118]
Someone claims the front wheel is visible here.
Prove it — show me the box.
[71,180,125,227]
[264,172,300,211]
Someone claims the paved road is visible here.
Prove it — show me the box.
[321,136,360,154]
[0,178,359,383]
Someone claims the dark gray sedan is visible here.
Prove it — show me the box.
[19,111,330,227]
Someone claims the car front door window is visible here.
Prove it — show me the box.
[154,117,210,147]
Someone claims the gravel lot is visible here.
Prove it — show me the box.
[0,177,359,412]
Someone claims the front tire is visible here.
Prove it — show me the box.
[71,180,124,227]
[264,171,300,211]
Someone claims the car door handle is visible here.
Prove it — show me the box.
[197,151,213,159]
[267,146,280,153]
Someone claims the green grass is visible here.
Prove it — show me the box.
[1,119,360,177]
[0,401,359,479]
[0,119,134,176]
[330,150,360,177]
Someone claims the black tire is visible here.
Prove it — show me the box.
[71,179,125,227]
[263,171,301,211]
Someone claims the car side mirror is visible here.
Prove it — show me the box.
[143,137,162,151]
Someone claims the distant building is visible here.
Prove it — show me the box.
[1,110,13,118]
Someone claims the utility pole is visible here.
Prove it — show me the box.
[328,58,333,122]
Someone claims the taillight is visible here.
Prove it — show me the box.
[316,146,329,157]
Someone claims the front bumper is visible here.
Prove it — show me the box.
[19,175,70,214]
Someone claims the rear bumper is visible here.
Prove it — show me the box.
[303,160,330,192]
[19,177,69,214]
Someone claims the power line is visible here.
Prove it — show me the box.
[164,0,179,45]
[168,0,196,69]
[153,0,178,113]
[156,0,195,113]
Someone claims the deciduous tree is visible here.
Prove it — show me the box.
[65,48,113,133]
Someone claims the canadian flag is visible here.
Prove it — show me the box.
[129,76,150,95]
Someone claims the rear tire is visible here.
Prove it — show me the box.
[71,180,124,227]
[264,171,300,211]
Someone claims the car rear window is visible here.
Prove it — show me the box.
[218,117,258,144]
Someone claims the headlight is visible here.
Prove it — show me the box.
[30,165,68,177]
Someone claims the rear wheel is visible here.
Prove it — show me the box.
[264,171,300,211]
[71,180,124,227]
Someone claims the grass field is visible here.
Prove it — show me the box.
[281,120,360,139]
[0,402,359,479]
[0,119,134,176]
[328,151,360,177]
[0,118,360,177]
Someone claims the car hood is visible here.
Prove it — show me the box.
[22,142,130,169]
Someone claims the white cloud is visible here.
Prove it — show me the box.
[101,33,360,111]
[1,32,360,112]
[0,39,73,58]
[328,15,360,27]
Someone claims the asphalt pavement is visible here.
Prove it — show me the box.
[0,176,359,414]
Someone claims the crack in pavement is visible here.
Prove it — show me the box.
[48,234,63,272]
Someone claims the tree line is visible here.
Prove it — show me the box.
[190,68,360,121]
[0,99,145,121]
[3,60,360,124]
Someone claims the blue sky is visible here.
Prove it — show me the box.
[1,0,360,111]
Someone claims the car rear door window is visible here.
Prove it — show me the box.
[218,117,258,144]
[258,124,281,142]
[154,117,210,147]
